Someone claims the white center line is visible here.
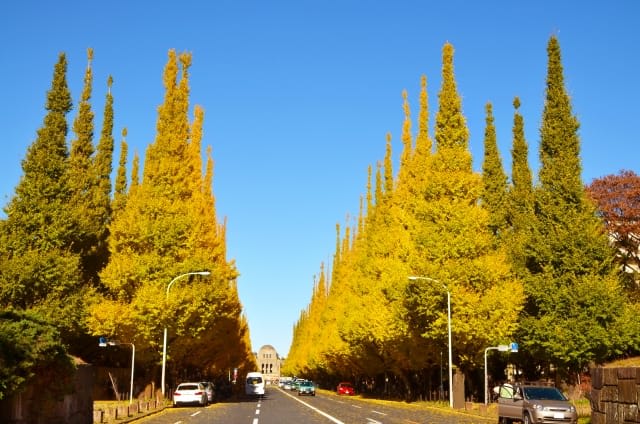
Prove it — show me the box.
[371,410,386,416]
[252,419,259,424]
[255,409,260,414]
[190,411,201,417]
[281,390,345,424]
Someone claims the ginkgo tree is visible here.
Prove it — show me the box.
[288,42,524,400]
[88,50,254,379]
[513,37,632,378]
[405,43,523,375]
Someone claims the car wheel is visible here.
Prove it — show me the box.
[498,417,509,424]
[523,412,532,424]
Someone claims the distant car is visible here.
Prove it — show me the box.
[245,372,265,396]
[200,381,215,404]
[173,382,208,407]
[291,379,303,391]
[279,377,293,389]
[336,382,355,395]
[297,380,316,396]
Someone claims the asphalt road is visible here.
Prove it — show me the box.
[136,387,494,424]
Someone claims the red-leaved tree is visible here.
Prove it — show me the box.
[586,170,640,292]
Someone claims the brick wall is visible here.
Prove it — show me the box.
[590,366,640,424]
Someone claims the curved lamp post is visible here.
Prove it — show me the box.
[408,276,453,408]
[161,271,211,397]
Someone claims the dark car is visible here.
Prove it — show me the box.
[297,380,316,396]
[336,382,355,395]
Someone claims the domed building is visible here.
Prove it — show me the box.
[256,345,282,385]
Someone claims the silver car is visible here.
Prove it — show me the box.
[497,383,577,424]
[200,381,215,404]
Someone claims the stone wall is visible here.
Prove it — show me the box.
[590,366,640,424]
[0,359,93,424]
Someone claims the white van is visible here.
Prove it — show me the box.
[245,372,265,396]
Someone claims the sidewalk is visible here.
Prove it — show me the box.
[93,399,167,423]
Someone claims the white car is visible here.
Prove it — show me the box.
[173,382,208,407]
[245,372,265,396]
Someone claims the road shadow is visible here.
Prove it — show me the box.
[216,392,272,404]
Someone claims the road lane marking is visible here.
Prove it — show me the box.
[352,405,363,409]
[366,419,382,424]
[371,410,386,416]
[190,411,202,417]
[281,390,345,424]
[252,419,258,424]
[255,408,260,414]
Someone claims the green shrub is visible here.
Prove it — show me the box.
[0,308,75,400]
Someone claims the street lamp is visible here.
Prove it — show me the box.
[161,271,211,397]
[99,338,135,404]
[484,342,518,405]
[408,276,453,408]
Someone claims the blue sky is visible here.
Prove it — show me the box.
[2,1,639,358]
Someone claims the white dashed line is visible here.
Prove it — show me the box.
[252,397,261,424]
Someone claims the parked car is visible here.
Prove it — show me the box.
[336,382,355,395]
[173,382,208,407]
[282,380,293,390]
[297,380,316,396]
[200,381,215,404]
[497,382,577,424]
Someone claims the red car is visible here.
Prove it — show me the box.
[336,382,355,395]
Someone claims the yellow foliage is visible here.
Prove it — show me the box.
[86,299,136,340]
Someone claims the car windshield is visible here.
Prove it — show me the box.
[523,387,566,401]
